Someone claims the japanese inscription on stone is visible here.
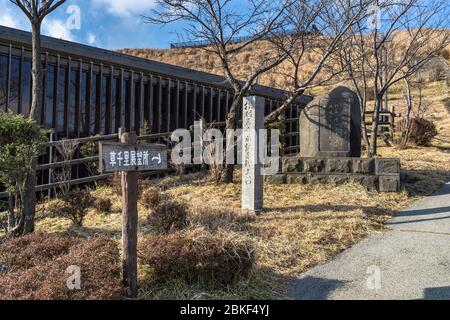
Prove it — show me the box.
[319,98,351,153]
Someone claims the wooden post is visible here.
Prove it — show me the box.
[119,128,139,299]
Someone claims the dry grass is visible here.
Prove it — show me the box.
[3,84,449,299]
[119,40,323,91]
[119,30,450,93]
[1,69,449,299]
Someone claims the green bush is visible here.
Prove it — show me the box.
[0,113,46,196]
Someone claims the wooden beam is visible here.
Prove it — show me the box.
[75,59,82,137]
[41,52,49,125]
[86,62,93,135]
[6,44,11,111]
[105,65,113,134]
[116,68,124,131]
[53,54,60,130]
[18,47,24,114]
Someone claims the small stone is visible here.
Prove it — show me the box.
[352,158,375,174]
[376,158,400,175]
[308,174,328,184]
[303,159,326,173]
[327,159,351,173]
[328,175,350,185]
[379,176,401,192]
[0,264,8,274]
[282,157,303,173]
[286,174,309,184]
[350,175,378,190]
[267,175,286,185]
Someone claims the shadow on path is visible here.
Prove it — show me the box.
[424,287,450,300]
[289,276,348,300]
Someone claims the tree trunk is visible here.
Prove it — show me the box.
[22,160,37,234]
[361,111,371,155]
[222,99,239,183]
[7,195,16,232]
[400,78,413,149]
[20,21,43,235]
[369,99,382,157]
[30,22,43,122]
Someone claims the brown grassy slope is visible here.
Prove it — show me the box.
[119,41,323,91]
[119,31,450,92]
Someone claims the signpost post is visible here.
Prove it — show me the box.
[100,128,168,298]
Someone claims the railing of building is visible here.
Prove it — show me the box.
[0,26,311,197]
[169,28,319,49]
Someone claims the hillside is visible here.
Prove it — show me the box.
[118,41,323,91]
[119,40,450,93]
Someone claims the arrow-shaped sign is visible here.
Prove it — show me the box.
[152,153,162,164]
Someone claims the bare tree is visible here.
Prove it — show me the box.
[146,0,291,183]
[265,0,373,124]
[53,140,79,197]
[397,76,432,148]
[339,0,450,156]
[10,0,67,234]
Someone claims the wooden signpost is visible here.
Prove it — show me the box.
[100,128,168,298]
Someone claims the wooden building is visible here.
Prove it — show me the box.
[0,25,310,152]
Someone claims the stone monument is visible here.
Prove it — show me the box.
[300,86,361,158]
[242,96,264,212]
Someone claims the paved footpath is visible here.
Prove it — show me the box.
[289,182,450,300]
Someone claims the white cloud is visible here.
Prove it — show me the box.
[92,0,157,18]
[87,33,97,45]
[0,12,19,28]
[0,0,28,29]
[43,19,76,41]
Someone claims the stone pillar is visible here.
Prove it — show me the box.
[242,96,265,212]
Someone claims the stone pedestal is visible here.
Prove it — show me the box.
[242,96,264,212]
[300,86,361,158]
[267,156,401,192]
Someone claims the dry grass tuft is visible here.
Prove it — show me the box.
[147,200,189,234]
[140,187,163,210]
[0,233,123,300]
[138,227,255,286]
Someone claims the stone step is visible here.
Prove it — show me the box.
[266,173,400,192]
[282,157,400,176]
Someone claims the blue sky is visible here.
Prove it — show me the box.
[0,0,183,49]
